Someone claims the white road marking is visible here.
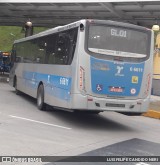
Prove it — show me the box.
[9,115,72,130]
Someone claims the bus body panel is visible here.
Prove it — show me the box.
[71,93,150,113]
[12,64,73,108]
[90,57,144,97]
[72,20,153,113]
[9,21,82,109]
[73,51,152,112]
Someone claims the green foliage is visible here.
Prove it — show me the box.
[0,26,22,52]
[0,26,49,52]
[34,27,49,34]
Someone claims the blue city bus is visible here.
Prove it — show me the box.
[9,19,154,115]
[0,51,11,73]
[0,51,3,73]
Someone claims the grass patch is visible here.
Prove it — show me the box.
[0,26,48,52]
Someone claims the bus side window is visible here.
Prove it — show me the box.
[63,33,73,65]
[56,29,78,65]
[11,45,16,62]
[35,38,46,64]
[56,33,66,64]
[11,51,15,63]
[66,28,78,65]
[10,46,17,69]
[45,34,57,64]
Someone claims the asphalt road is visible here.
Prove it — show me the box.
[0,83,159,165]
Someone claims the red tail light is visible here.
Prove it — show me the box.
[79,66,85,91]
[144,73,151,96]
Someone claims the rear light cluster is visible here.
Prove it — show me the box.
[144,73,151,96]
[79,66,86,91]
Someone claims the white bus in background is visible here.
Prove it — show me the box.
[9,19,154,115]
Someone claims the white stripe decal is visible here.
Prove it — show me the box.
[9,115,72,130]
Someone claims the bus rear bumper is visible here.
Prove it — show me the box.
[72,94,150,113]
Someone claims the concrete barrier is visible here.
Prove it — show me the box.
[143,96,160,119]
[143,110,160,119]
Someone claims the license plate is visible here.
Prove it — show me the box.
[109,87,123,93]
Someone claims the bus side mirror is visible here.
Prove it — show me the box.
[80,23,84,31]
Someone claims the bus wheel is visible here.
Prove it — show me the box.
[37,84,46,111]
[14,78,21,95]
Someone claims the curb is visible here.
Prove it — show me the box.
[142,110,160,119]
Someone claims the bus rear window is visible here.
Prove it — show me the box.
[88,25,149,59]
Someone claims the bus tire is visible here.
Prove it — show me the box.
[37,84,46,111]
[14,78,21,95]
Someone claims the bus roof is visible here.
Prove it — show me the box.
[14,19,151,44]
[14,19,84,44]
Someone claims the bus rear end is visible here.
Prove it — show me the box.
[73,20,153,115]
